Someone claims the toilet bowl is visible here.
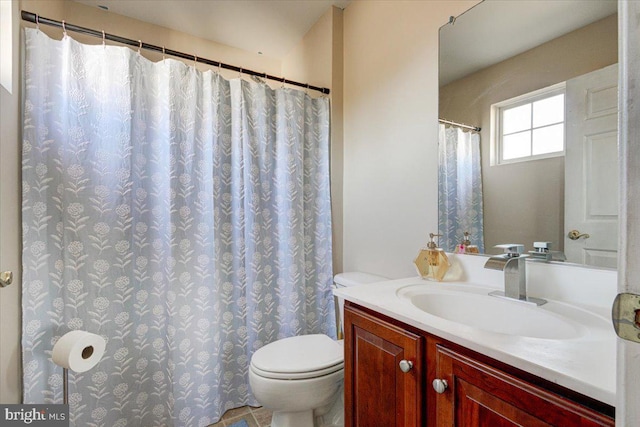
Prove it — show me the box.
[249,334,344,427]
[249,272,388,427]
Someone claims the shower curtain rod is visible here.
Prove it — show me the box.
[21,10,331,95]
[439,118,481,132]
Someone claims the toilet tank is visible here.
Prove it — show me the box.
[333,272,388,338]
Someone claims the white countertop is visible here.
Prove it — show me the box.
[334,254,617,406]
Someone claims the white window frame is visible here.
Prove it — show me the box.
[490,82,566,166]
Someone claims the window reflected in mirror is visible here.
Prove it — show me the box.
[438,0,618,267]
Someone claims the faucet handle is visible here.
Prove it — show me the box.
[494,244,524,257]
[533,241,552,253]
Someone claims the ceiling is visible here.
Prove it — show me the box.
[72,1,617,81]
[74,0,350,59]
[440,0,618,86]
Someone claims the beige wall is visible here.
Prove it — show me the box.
[440,14,617,253]
[343,1,477,279]
[282,7,333,89]
[330,8,344,274]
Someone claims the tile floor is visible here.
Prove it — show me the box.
[208,405,272,427]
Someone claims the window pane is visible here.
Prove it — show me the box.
[502,104,531,134]
[503,131,531,160]
[532,124,564,155]
[533,94,564,128]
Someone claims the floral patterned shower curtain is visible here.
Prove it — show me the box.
[438,123,485,253]
[22,28,334,427]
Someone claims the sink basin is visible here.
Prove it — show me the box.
[397,285,608,340]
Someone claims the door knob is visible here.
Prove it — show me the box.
[399,360,413,373]
[567,230,590,240]
[0,271,13,287]
[432,378,448,394]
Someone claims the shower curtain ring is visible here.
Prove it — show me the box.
[193,54,198,67]
[162,46,165,60]
[218,62,222,74]
[62,20,67,36]
[138,40,142,55]
[281,77,286,89]
[35,14,40,31]
[102,30,106,47]
[239,68,243,79]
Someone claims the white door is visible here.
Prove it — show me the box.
[618,1,640,424]
[0,0,22,404]
[564,63,618,268]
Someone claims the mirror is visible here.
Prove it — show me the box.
[438,0,618,267]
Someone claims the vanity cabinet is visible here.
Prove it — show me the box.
[432,344,614,427]
[344,302,615,427]
[343,304,424,427]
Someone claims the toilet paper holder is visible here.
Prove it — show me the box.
[63,368,69,405]
[52,331,105,405]
[61,345,97,404]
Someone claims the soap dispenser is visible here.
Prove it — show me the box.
[456,231,479,254]
[414,233,451,282]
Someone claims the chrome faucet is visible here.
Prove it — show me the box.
[484,244,546,306]
[528,241,567,262]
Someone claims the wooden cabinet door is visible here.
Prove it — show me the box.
[344,304,424,427]
[434,345,614,427]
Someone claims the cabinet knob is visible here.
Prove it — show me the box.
[399,359,413,373]
[432,378,448,394]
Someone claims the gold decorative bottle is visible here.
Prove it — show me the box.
[414,233,451,281]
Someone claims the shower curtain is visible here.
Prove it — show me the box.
[438,123,484,253]
[22,28,334,427]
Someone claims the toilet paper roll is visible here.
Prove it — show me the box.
[52,330,106,373]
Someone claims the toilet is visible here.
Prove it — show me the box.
[249,272,388,427]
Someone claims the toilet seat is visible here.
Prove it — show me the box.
[250,361,343,380]
[250,334,344,380]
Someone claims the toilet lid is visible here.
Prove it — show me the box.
[251,334,343,378]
